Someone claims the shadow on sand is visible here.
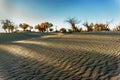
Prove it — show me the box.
[0,37,120,80]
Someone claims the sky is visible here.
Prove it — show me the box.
[0,0,120,32]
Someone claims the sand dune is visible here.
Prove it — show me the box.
[0,32,120,80]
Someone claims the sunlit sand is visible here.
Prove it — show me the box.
[0,32,120,80]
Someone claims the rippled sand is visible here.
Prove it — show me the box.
[0,32,120,80]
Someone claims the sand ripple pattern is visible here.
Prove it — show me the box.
[0,32,120,80]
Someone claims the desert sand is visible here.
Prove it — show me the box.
[0,32,120,80]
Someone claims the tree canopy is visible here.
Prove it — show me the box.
[35,22,53,32]
[0,19,15,33]
[66,17,80,32]
[19,23,30,31]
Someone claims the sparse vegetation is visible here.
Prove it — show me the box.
[112,23,120,31]
[60,28,66,33]
[0,18,118,33]
[83,22,94,32]
[0,19,15,33]
[49,28,54,32]
[94,23,110,31]
[66,17,80,32]
[35,22,53,33]
[19,23,30,31]
[116,26,120,31]
[78,27,83,32]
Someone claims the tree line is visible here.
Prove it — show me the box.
[0,18,120,33]
[66,17,113,32]
[0,19,53,33]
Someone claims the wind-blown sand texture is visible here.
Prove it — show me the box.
[0,32,120,80]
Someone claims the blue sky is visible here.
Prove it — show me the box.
[0,0,120,31]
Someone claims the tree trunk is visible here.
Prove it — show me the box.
[4,29,7,33]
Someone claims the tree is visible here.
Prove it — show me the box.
[116,26,120,31]
[29,26,33,31]
[78,27,83,32]
[0,19,15,33]
[19,23,29,31]
[105,19,113,30]
[94,23,110,31]
[2,24,7,33]
[14,26,19,33]
[10,25,14,33]
[60,28,66,33]
[42,22,53,32]
[83,22,94,32]
[66,17,80,32]
[49,28,54,32]
[35,24,46,32]
[113,23,120,31]
[93,20,112,31]
[35,22,53,33]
